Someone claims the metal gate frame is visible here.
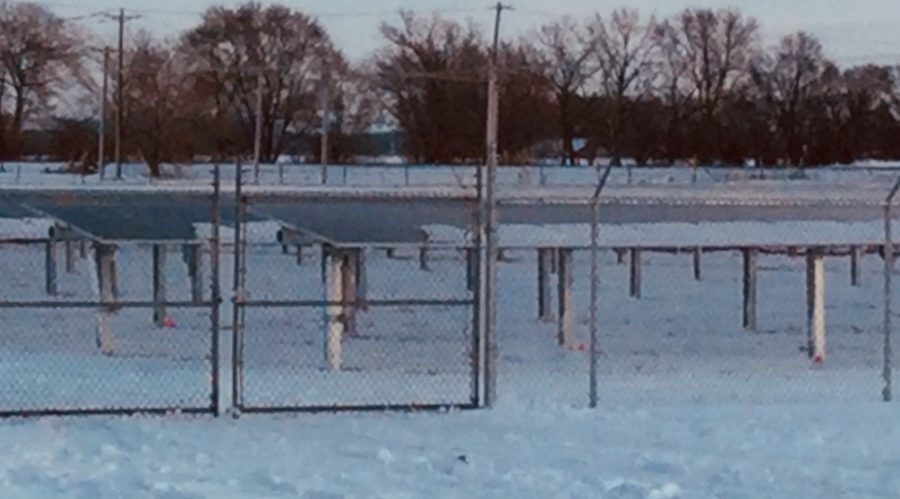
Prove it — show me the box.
[229,165,481,414]
[0,168,222,418]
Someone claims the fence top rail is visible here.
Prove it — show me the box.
[498,242,897,252]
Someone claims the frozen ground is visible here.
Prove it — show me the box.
[3,161,900,193]
[1,228,894,411]
[1,404,900,498]
[2,164,900,497]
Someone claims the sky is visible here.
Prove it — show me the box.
[38,0,900,66]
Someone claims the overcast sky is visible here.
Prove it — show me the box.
[54,0,900,66]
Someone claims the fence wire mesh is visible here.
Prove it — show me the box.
[2,166,900,417]
[230,186,481,413]
[0,239,217,416]
[587,247,884,405]
[234,243,478,412]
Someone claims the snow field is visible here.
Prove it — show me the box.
[1,403,899,497]
[2,227,893,413]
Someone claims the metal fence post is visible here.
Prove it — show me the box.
[231,160,245,414]
[210,163,222,415]
[589,165,613,409]
[882,177,900,402]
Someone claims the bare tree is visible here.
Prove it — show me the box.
[498,42,555,163]
[670,8,759,161]
[122,33,201,177]
[751,32,830,165]
[181,2,336,162]
[837,64,895,162]
[314,61,388,162]
[376,12,487,163]
[0,1,84,156]
[651,19,695,163]
[532,17,599,165]
[590,8,656,164]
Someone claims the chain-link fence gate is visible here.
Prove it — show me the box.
[229,174,481,413]
[0,184,222,417]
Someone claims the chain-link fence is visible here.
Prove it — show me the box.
[491,186,898,408]
[230,188,481,413]
[2,166,900,417]
[0,238,219,416]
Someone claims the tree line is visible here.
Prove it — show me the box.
[1,1,898,175]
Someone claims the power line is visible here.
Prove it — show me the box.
[6,1,488,19]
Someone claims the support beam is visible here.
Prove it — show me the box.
[95,244,118,355]
[324,249,343,371]
[615,248,626,265]
[65,240,76,274]
[851,246,862,287]
[340,250,359,337]
[466,248,477,292]
[356,249,368,304]
[557,248,575,348]
[807,251,827,363]
[742,248,758,331]
[629,248,642,299]
[693,247,702,281]
[537,248,554,322]
[152,244,167,327]
[419,247,430,271]
[182,243,204,304]
[296,246,304,265]
[45,238,57,296]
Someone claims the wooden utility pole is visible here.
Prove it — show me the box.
[98,47,109,180]
[115,9,124,179]
[253,72,264,184]
[320,57,331,185]
[482,2,510,407]
[108,8,140,180]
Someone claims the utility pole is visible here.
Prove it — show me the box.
[115,9,124,180]
[481,2,509,407]
[107,8,140,180]
[98,46,109,180]
[253,71,264,184]
[320,57,331,185]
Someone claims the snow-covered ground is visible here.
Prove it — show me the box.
[2,164,900,497]
[4,161,900,192]
[2,230,892,412]
[2,404,899,498]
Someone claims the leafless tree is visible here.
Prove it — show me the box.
[121,33,203,177]
[651,19,695,163]
[0,1,84,155]
[376,11,486,163]
[532,17,599,164]
[751,32,831,165]
[590,8,656,164]
[669,8,759,161]
[181,2,336,162]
